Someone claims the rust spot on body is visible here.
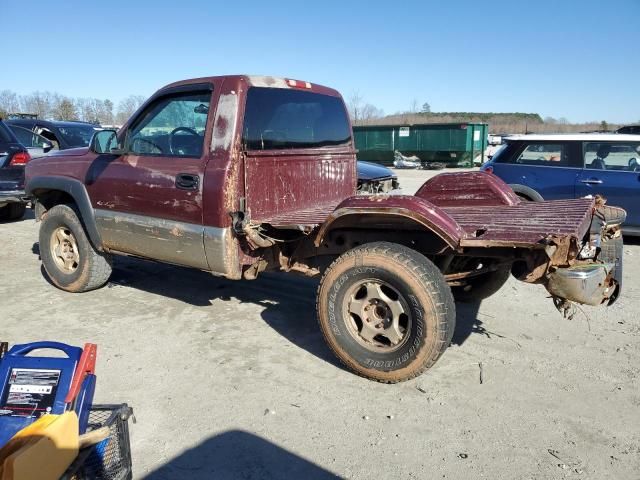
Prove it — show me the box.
[170,226,184,237]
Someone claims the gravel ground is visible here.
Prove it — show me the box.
[1,168,638,479]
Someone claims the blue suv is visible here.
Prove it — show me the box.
[481,134,640,235]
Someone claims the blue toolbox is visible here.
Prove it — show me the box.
[0,341,97,448]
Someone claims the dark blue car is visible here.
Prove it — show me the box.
[356,161,400,194]
[0,119,31,221]
[481,134,640,235]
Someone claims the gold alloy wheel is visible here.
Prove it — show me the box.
[344,280,412,352]
[50,226,80,273]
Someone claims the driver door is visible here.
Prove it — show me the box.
[86,87,213,269]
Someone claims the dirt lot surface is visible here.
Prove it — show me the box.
[1,169,639,479]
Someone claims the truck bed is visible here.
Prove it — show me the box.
[264,171,596,251]
[264,195,594,250]
[258,201,343,228]
[445,198,594,248]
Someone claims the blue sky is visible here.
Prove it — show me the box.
[2,0,638,123]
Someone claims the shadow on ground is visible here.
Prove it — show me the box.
[625,235,640,246]
[106,256,490,356]
[30,245,496,367]
[103,255,343,370]
[144,430,340,480]
[451,301,483,346]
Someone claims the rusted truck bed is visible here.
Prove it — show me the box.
[445,198,594,248]
[263,170,595,251]
[259,201,342,228]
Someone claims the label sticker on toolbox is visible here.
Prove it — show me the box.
[0,368,61,418]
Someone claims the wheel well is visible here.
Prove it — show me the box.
[317,221,453,258]
[508,184,544,202]
[516,192,533,201]
[33,190,76,220]
[316,211,460,251]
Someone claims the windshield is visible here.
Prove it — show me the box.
[56,125,97,148]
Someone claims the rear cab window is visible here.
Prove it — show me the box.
[584,141,640,171]
[242,87,351,151]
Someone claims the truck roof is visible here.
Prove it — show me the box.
[161,75,343,98]
[6,118,98,129]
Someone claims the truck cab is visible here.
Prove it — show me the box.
[29,76,355,277]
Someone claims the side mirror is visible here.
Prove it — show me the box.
[90,129,124,154]
[42,142,53,153]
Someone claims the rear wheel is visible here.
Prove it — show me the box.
[317,242,456,383]
[0,203,26,221]
[39,204,112,292]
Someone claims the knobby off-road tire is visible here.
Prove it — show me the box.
[317,242,456,383]
[39,204,112,292]
[451,266,511,303]
[0,203,26,221]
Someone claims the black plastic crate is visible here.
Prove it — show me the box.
[62,404,134,480]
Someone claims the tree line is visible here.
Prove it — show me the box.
[0,90,146,126]
[347,91,624,134]
[3,87,625,134]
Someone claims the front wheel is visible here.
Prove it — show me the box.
[39,204,113,292]
[316,242,456,383]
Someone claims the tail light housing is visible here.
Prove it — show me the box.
[483,165,494,174]
[286,79,312,89]
[9,151,31,166]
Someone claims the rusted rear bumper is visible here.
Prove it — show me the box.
[544,206,624,307]
[547,262,617,306]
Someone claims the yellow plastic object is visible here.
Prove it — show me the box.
[0,412,79,480]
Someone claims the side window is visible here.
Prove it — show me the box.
[35,128,61,149]
[584,142,640,171]
[9,125,50,148]
[128,91,211,157]
[515,143,567,166]
[242,87,351,150]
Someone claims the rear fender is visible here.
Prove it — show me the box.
[315,195,464,250]
[416,171,521,207]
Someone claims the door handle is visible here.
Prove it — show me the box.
[580,179,603,185]
[175,173,199,190]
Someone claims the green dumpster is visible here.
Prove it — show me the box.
[353,122,488,167]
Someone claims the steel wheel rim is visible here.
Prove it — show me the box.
[50,226,80,273]
[343,279,412,352]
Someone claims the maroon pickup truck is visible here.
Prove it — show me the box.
[25,75,624,382]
